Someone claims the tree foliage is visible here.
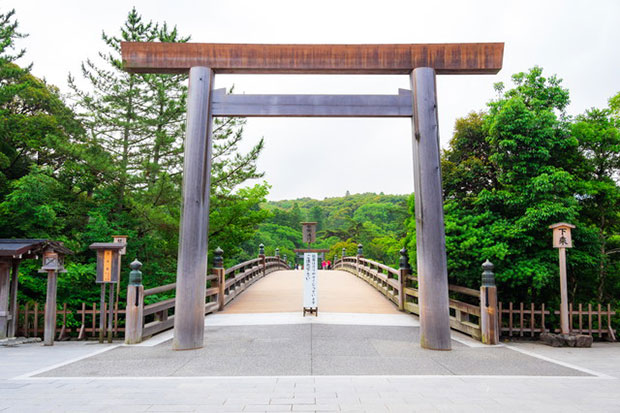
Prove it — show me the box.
[254,193,409,268]
[0,8,269,309]
[428,67,619,306]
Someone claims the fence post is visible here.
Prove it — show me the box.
[399,247,411,311]
[214,247,225,311]
[125,259,144,345]
[480,260,499,345]
[259,243,266,276]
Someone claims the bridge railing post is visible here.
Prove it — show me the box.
[125,259,144,345]
[258,243,266,276]
[480,260,499,345]
[398,247,411,311]
[213,247,226,311]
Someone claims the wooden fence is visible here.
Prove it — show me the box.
[125,251,289,343]
[12,248,289,342]
[499,301,617,340]
[14,301,126,340]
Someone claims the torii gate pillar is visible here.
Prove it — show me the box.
[172,67,214,350]
[411,68,451,350]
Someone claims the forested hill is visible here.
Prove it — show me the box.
[239,193,410,267]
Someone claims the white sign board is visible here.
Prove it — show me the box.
[303,253,318,309]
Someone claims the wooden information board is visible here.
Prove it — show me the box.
[301,222,317,244]
[89,243,124,284]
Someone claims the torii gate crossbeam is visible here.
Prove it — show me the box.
[121,42,504,351]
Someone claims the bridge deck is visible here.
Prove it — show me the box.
[222,269,400,314]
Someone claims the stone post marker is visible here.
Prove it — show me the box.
[549,222,575,334]
[480,260,499,345]
[125,259,144,345]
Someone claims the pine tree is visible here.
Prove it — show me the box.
[68,8,157,212]
[69,8,269,269]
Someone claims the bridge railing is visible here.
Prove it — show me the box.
[125,244,289,344]
[336,256,402,307]
[334,247,498,344]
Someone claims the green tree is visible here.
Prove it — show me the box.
[309,205,324,231]
[0,9,98,243]
[441,112,497,206]
[0,9,107,308]
[69,8,269,275]
[572,93,620,301]
[422,67,585,302]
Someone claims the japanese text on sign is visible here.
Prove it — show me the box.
[303,253,318,309]
[103,250,113,282]
[552,227,573,248]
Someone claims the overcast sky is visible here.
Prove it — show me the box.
[3,0,619,200]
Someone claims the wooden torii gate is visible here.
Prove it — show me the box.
[121,42,504,351]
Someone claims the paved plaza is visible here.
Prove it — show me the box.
[1,270,619,412]
[1,313,619,412]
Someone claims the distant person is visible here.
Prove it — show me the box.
[321,260,327,270]
[327,260,332,270]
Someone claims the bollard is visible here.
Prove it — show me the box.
[125,259,144,344]
[480,260,499,345]
[398,247,411,311]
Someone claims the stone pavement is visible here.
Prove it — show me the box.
[1,311,619,412]
[1,268,618,412]
[33,323,589,378]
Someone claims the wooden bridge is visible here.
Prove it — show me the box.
[124,247,497,346]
